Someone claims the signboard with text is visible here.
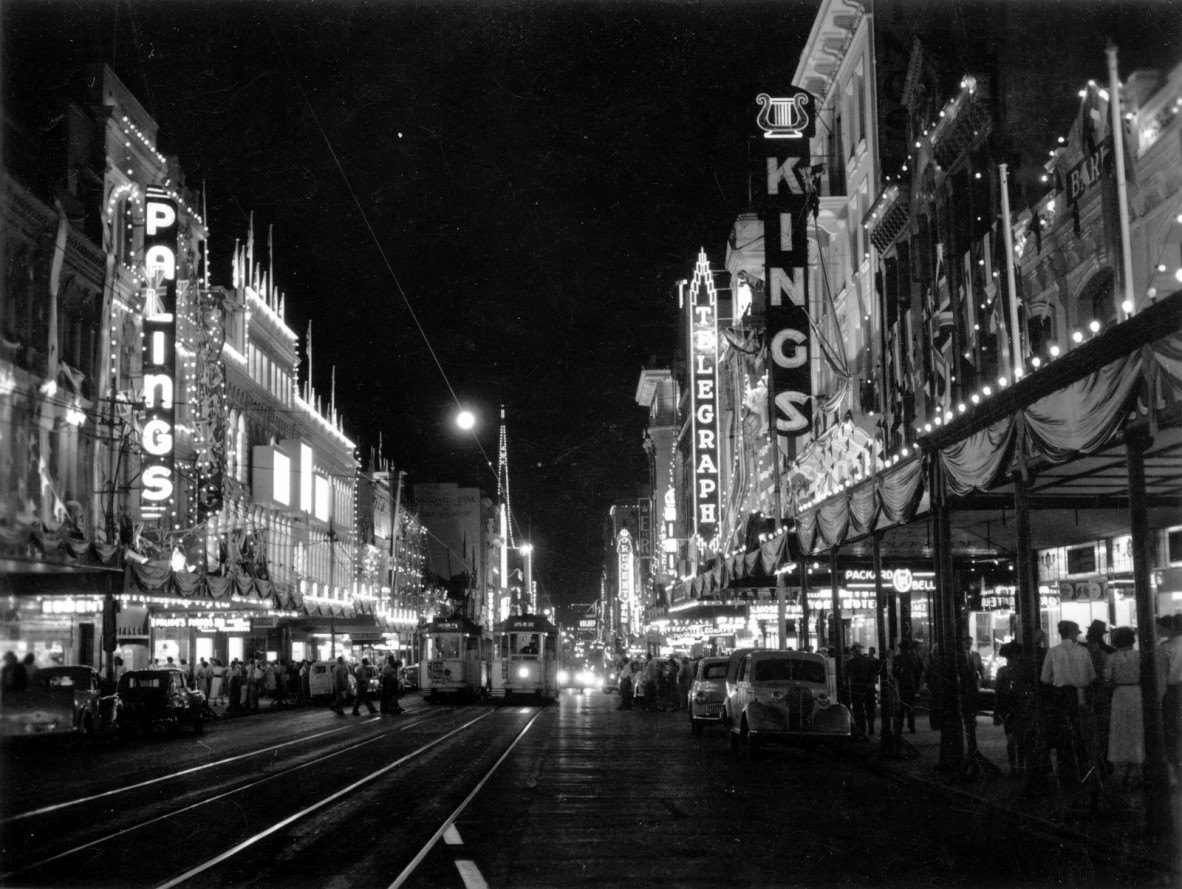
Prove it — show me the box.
[688,252,721,539]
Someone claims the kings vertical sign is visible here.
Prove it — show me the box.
[141,187,179,521]
[756,87,816,455]
[688,251,720,542]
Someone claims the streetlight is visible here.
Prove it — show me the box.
[455,408,476,431]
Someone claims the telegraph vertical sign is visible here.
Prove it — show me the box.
[688,251,720,541]
[756,87,816,455]
[141,187,179,521]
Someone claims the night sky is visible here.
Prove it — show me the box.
[2,0,820,616]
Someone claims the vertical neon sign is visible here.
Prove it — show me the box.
[688,250,720,540]
[141,187,179,521]
[617,530,634,634]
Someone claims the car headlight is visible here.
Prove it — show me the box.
[558,670,569,684]
[693,691,707,704]
[770,690,786,704]
[815,692,831,708]
[595,676,604,688]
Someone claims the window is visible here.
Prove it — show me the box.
[1168,528,1182,564]
[1066,545,1096,575]
[704,663,728,679]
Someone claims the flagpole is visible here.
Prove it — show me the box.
[1107,42,1135,322]
[998,164,1024,376]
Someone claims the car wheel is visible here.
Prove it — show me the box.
[729,726,741,752]
[691,717,703,736]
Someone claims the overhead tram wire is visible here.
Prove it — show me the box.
[261,15,495,477]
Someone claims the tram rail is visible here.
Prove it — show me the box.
[0,707,503,887]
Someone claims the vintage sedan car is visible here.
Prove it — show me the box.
[117,668,206,735]
[399,663,420,692]
[557,667,604,694]
[689,656,729,735]
[0,665,120,739]
[723,648,852,758]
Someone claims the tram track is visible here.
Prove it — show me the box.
[0,706,510,888]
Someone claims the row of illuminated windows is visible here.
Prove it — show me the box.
[247,345,293,406]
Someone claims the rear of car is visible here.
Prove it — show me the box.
[689,657,729,734]
[117,669,205,735]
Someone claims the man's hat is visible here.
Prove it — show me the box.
[1086,619,1108,638]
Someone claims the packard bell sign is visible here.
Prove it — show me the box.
[756,87,816,454]
[141,188,180,520]
[688,251,720,540]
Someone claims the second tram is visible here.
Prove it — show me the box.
[491,614,559,702]
[419,616,491,702]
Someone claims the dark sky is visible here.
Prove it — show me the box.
[2,0,819,615]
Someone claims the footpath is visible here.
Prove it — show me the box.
[861,713,1181,880]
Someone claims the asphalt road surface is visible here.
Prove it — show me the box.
[0,691,1165,889]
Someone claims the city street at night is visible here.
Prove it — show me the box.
[4,2,1182,887]
[1,691,1174,889]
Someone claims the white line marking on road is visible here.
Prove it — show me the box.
[455,860,488,889]
[443,824,463,845]
[148,710,495,889]
[388,708,542,889]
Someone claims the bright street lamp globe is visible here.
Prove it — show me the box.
[456,409,476,431]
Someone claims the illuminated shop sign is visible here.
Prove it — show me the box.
[983,586,1061,611]
[756,86,816,456]
[41,597,104,615]
[617,530,634,604]
[755,87,816,140]
[153,615,251,632]
[843,568,937,593]
[688,251,721,539]
[140,187,179,520]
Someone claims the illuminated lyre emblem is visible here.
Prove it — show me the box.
[755,91,814,139]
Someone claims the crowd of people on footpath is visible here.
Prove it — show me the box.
[613,653,694,712]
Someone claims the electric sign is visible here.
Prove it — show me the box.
[140,187,179,520]
[756,87,816,457]
[688,251,720,540]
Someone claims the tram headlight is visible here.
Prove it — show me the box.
[557,669,569,684]
[518,666,530,679]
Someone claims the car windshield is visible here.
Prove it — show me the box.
[702,663,728,679]
[121,675,163,689]
[753,658,826,684]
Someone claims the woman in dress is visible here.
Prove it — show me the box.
[1104,626,1144,789]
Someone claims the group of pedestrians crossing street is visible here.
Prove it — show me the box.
[330,654,406,716]
[613,653,693,712]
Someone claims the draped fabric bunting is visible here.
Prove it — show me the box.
[940,328,1181,495]
[794,456,927,556]
[684,530,791,600]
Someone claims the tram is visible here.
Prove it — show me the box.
[490,613,559,702]
[419,616,491,702]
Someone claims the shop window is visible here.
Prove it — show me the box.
[1169,528,1182,564]
[1066,545,1096,575]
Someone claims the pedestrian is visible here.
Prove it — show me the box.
[664,657,680,711]
[1104,626,1144,791]
[643,654,659,712]
[352,658,377,715]
[22,652,39,685]
[273,660,289,707]
[994,642,1025,775]
[299,659,311,705]
[846,643,879,737]
[210,658,225,705]
[1085,620,1113,772]
[381,655,399,714]
[1162,613,1182,783]
[678,657,694,711]
[228,659,243,712]
[1,651,27,694]
[196,658,211,699]
[331,656,350,715]
[892,640,923,734]
[616,660,633,710]
[247,658,263,710]
[958,635,983,756]
[1040,620,1096,783]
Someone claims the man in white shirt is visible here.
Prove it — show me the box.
[1040,620,1095,782]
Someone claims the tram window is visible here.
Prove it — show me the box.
[466,636,479,652]
[516,634,539,655]
[435,637,458,658]
[545,635,556,653]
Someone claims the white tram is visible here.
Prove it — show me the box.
[419,617,491,702]
[491,614,559,702]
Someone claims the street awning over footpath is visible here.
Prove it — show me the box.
[124,558,302,613]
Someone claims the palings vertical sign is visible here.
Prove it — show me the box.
[141,187,180,521]
[688,251,720,541]
[756,87,816,454]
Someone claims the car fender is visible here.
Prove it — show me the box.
[744,700,790,734]
[813,700,854,735]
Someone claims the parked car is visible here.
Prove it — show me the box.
[117,668,206,735]
[0,665,120,739]
[723,648,852,759]
[308,660,360,702]
[689,656,729,735]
